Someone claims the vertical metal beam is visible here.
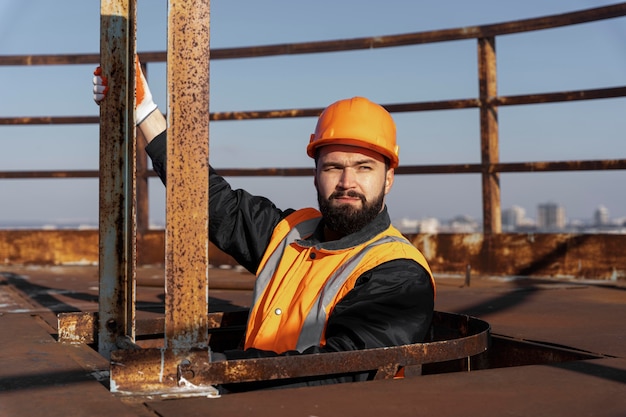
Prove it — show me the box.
[136,62,150,236]
[165,0,210,352]
[136,143,149,234]
[98,0,137,358]
[478,37,501,234]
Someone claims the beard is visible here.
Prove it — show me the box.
[317,187,385,237]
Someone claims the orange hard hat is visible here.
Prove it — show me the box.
[307,97,399,168]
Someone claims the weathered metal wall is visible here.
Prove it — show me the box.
[1,230,623,280]
[0,230,99,265]
[409,233,626,280]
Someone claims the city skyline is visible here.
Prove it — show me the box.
[394,200,626,235]
[2,199,624,233]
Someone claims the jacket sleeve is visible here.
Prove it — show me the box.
[144,131,293,273]
[222,258,434,391]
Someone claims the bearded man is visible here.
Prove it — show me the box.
[93,59,435,391]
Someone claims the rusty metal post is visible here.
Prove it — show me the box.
[98,0,137,358]
[136,62,150,237]
[478,37,501,234]
[136,145,149,235]
[165,0,210,352]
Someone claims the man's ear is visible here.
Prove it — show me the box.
[384,168,394,195]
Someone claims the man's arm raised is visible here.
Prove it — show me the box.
[137,109,166,145]
[93,55,166,144]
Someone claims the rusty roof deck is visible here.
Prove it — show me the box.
[1,265,625,417]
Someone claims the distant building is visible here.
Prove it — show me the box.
[393,217,440,234]
[537,202,566,231]
[419,218,440,234]
[394,218,420,234]
[501,206,536,232]
[502,205,526,231]
[389,203,626,235]
[447,215,479,233]
[594,205,610,226]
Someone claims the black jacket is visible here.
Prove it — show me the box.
[145,131,434,390]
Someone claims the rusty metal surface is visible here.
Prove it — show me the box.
[58,311,98,344]
[2,266,626,415]
[478,36,501,234]
[436,276,626,359]
[109,312,490,394]
[135,80,150,235]
[0,313,147,417]
[163,0,211,352]
[0,230,100,265]
[58,310,249,346]
[409,233,626,280]
[97,0,138,359]
[2,155,626,180]
[147,357,626,417]
[2,231,625,280]
[0,266,251,322]
[1,84,624,129]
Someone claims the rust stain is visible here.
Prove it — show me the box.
[110,312,489,394]
[164,0,211,351]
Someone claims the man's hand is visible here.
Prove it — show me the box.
[133,58,158,124]
[92,56,158,125]
[92,66,108,104]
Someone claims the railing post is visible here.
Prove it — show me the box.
[135,62,150,236]
[165,0,210,352]
[478,36,501,234]
[98,0,137,359]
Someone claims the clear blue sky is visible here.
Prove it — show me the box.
[1,0,625,226]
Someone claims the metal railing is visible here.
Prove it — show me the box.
[1,3,626,234]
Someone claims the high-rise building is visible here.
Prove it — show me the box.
[502,205,526,231]
[537,202,566,230]
[594,205,610,226]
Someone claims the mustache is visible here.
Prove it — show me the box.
[329,190,366,202]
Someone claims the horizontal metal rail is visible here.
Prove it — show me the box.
[2,3,625,66]
[1,86,625,126]
[3,158,626,180]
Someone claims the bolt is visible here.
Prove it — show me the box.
[106,319,118,332]
[177,358,195,383]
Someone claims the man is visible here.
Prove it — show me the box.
[93,59,435,389]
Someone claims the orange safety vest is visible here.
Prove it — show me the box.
[244,208,434,353]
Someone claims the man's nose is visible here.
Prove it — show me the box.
[338,168,357,189]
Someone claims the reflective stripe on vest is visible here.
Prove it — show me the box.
[295,234,414,352]
[251,215,321,307]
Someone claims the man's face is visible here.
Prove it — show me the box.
[315,144,394,236]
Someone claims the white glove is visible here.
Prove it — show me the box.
[133,57,158,124]
[92,66,108,104]
[92,56,158,126]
